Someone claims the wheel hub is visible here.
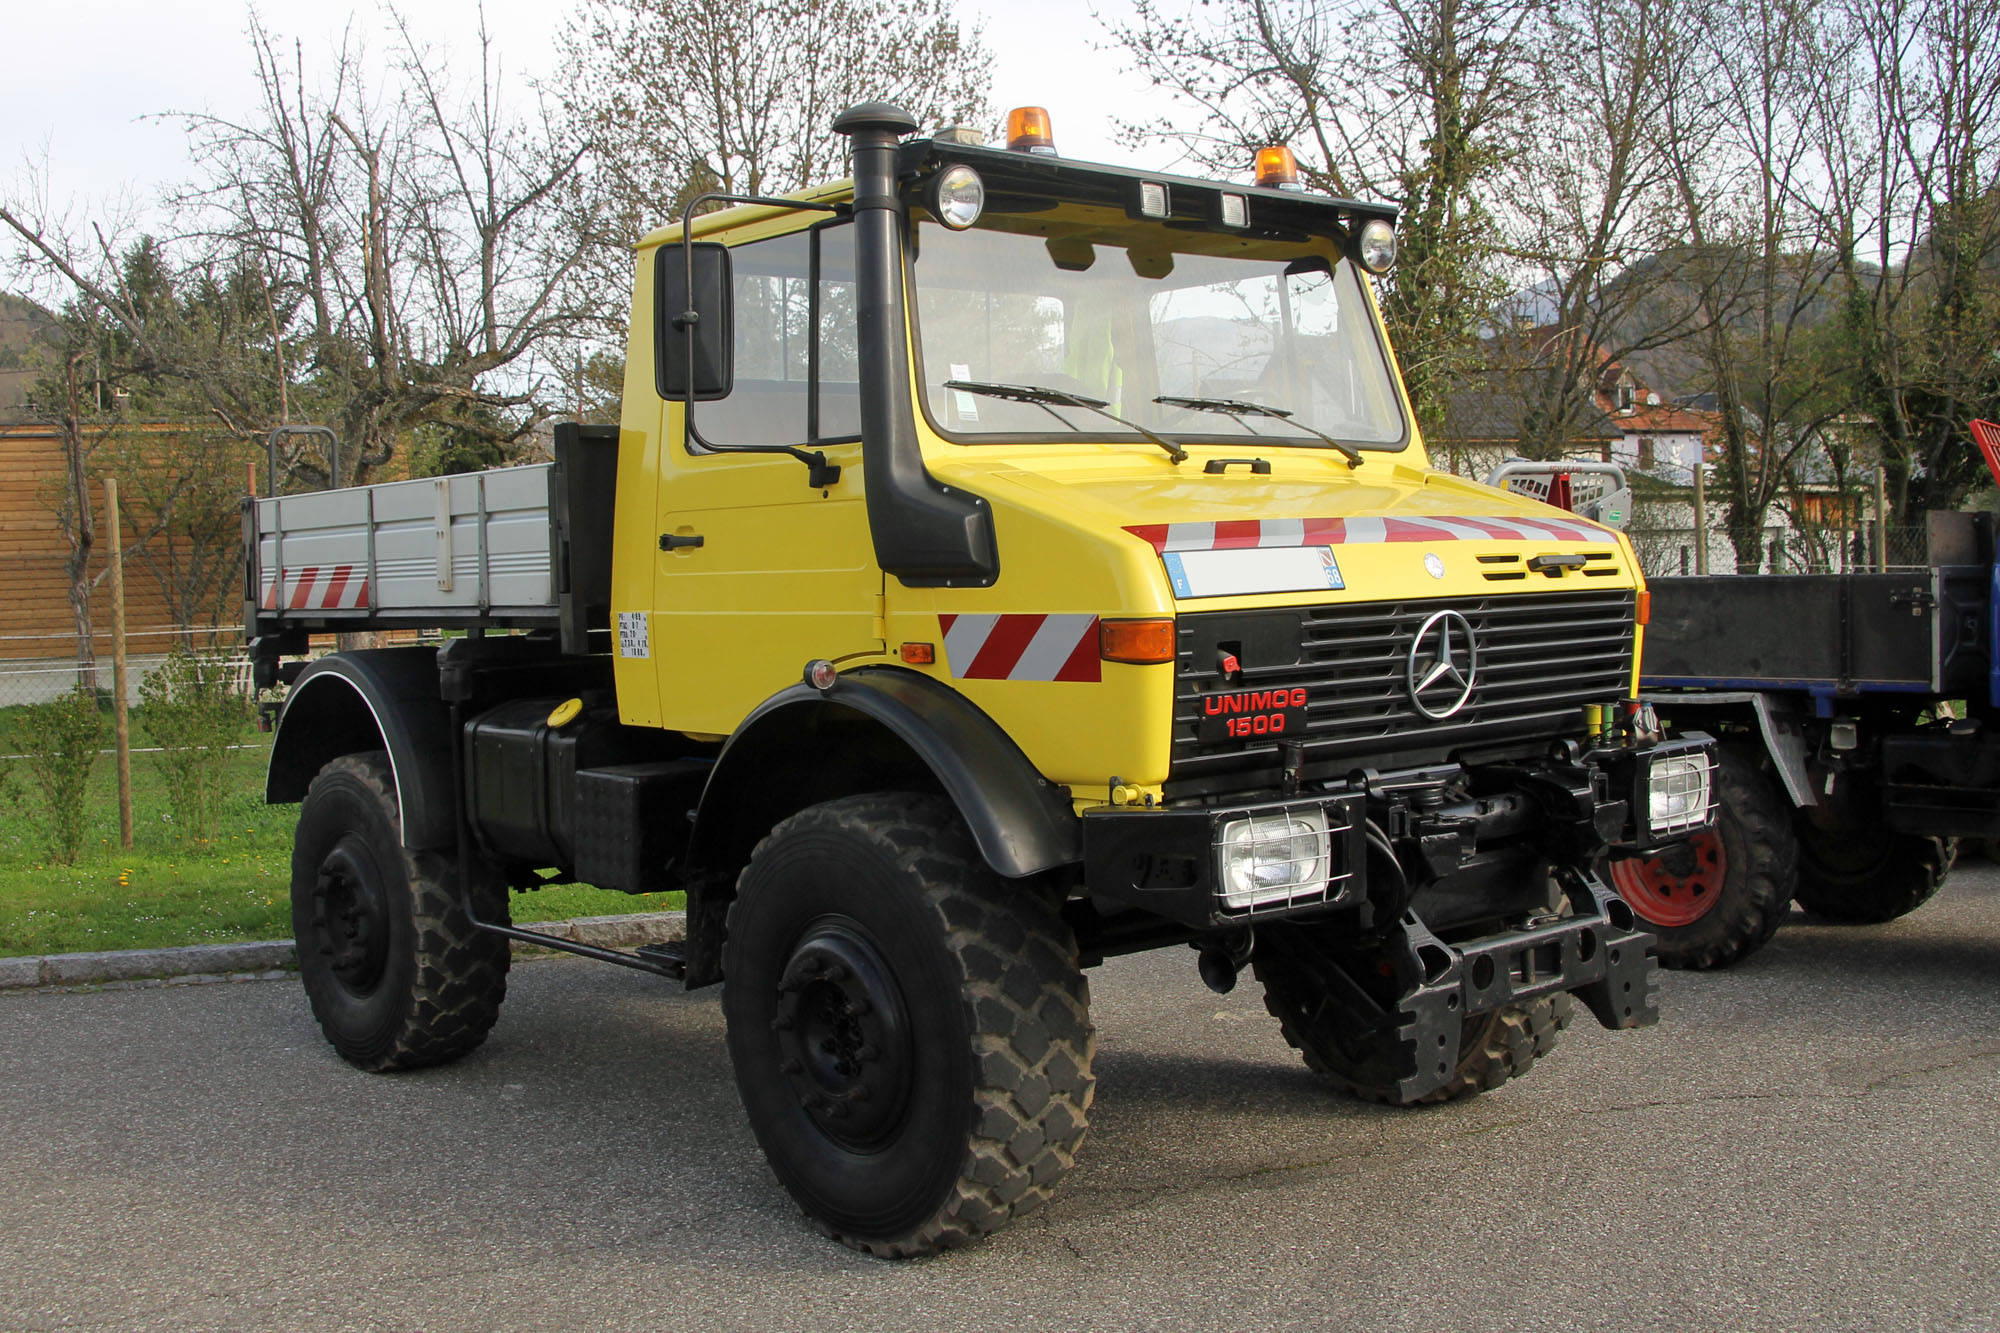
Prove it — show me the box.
[314,839,390,992]
[1608,830,1726,929]
[772,922,911,1149]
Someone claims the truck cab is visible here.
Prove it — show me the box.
[251,103,1711,1257]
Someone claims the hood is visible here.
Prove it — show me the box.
[945,450,1618,549]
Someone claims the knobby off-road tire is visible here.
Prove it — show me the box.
[1606,743,1798,970]
[722,793,1095,1258]
[1793,806,1951,924]
[291,752,510,1072]
[1254,926,1573,1107]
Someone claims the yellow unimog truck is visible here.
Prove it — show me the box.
[247,103,1714,1256]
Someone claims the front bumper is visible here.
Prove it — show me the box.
[1080,735,1715,930]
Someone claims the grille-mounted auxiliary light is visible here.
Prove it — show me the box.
[1216,807,1335,912]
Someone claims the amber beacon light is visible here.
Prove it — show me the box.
[1254,145,1304,191]
[1006,106,1057,155]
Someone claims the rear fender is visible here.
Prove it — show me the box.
[266,648,457,850]
[1643,690,1816,808]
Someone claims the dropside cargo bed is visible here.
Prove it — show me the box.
[244,425,619,653]
[1641,568,1990,697]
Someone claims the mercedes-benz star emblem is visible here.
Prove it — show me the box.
[1406,609,1478,720]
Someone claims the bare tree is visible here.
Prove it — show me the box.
[20,314,175,688]
[1812,0,2000,522]
[564,0,992,226]
[110,426,256,643]
[1500,0,1716,459]
[1109,0,1537,437]
[4,8,604,489]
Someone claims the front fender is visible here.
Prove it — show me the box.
[688,666,1080,882]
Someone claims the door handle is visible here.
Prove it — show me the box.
[658,533,705,551]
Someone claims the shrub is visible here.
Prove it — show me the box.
[15,687,105,864]
[139,650,249,844]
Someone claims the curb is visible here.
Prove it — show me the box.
[0,911,687,993]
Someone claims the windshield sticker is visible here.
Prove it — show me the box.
[1126,513,1608,553]
[1164,547,1345,599]
[949,363,979,421]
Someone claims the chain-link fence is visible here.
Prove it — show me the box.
[1626,523,1935,579]
[0,626,248,709]
[0,542,247,708]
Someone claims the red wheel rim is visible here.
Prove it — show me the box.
[1608,831,1727,929]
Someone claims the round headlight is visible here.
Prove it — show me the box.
[1357,218,1397,273]
[929,164,985,230]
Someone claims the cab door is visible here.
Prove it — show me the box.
[652,219,881,736]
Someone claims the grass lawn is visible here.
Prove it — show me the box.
[0,720,678,958]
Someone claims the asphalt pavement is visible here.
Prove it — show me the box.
[4,868,1999,1332]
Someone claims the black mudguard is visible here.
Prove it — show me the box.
[265,648,457,852]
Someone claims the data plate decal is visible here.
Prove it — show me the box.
[617,611,651,659]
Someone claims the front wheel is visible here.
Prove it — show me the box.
[722,793,1095,1257]
[1254,924,1571,1106]
[1605,744,1797,970]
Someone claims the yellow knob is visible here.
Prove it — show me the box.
[547,697,584,728]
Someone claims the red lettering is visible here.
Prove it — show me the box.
[1290,688,1308,707]
[1205,696,1224,716]
[1271,713,1286,733]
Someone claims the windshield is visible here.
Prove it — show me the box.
[911,221,1408,449]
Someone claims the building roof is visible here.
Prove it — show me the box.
[1436,382,1622,446]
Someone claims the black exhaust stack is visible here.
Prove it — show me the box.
[833,102,999,587]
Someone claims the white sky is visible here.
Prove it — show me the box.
[2,0,1184,223]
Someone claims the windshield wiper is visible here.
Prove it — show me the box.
[946,379,1188,465]
[1154,395,1364,468]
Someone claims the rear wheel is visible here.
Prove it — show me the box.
[1254,925,1571,1106]
[1793,800,1951,924]
[291,752,510,1071]
[722,793,1094,1257]
[1606,743,1795,969]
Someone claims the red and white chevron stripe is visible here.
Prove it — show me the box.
[1123,513,1609,553]
[262,564,371,612]
[939,613,1101,682]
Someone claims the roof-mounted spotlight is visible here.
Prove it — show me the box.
[927,164,985,229]
[1356,218,1397,273]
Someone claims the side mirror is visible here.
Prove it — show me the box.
[654,242,733,401]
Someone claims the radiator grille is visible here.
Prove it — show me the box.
[1172,588,1635,788]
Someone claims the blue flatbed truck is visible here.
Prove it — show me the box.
[1606,507,1998,967]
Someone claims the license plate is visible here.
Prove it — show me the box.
[1197,686,1309,742]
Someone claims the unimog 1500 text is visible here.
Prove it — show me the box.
[249,104,1713,1255]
